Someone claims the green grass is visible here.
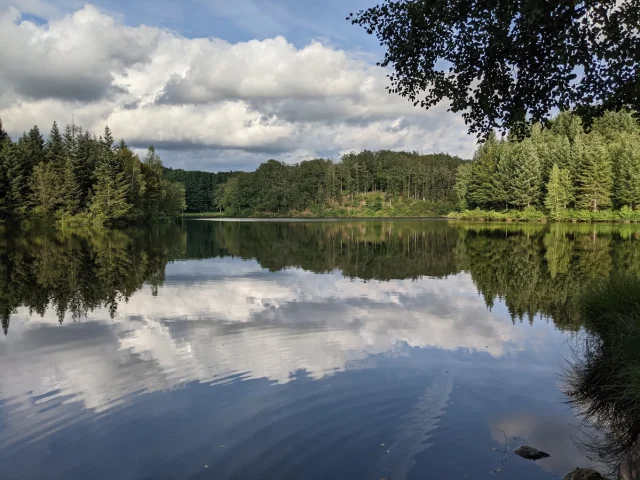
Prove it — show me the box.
[448,206,640,223]
[563,276,640,474]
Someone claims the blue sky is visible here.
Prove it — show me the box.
[0,0,475,171]
[22,0,382,51]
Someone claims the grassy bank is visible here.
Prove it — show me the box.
[448,206,640,223]
[564,276,640,475]
[184,197,455,219]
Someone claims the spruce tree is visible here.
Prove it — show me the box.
[492,142,515,210]
[30,162,63,213]
[0,118,9,149]
[613,134,640,209]
[578,134,613,211]
[116,140,145,210]
[141,146,165,218]
[545,164,574,219]
[511,139,542,209]
[454,162,472,210]
[89,142,131,223]
[467,133,498,209]
[5,136,30,215]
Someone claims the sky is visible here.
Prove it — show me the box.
[0,0,477,172]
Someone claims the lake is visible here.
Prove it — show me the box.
[1,219,639,480]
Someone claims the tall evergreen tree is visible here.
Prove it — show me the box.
[467,133,498,209]
[578,135,613,211]
[545,164,574,219]
[30,162,63,213]
[454,162,472,210]
[5,136,30,215]
[89,141,131,223]
[492,142,515,210]
[511,139,542,209]
[0,118,9,149]
[141,146,165,218]
[116,140,145,211]
[613,135,640,209]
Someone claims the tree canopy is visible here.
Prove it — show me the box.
[349,0,640,137]
[0,118,186,225]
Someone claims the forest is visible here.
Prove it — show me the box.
[163,167,235,213]
[0,118,186,226]
[452,111,640,221]
[214,152,465,216]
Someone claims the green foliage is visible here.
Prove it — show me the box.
[467,134,498,208]
[349,2,639,137]
[30,162,63,214]
[511,139,542,208]
[164,167,236,213]
[578,135,613,211]
[564,276,640,472]
[545,165,574,220]
[89,144,132,225]
[215,151,465,217]
[612,134,640,209]
[0,117,185,226]
[453,110,639,219]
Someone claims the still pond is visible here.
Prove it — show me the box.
[1,219,639,479]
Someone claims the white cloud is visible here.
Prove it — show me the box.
[0,265,540,416]
[0,4,476,170]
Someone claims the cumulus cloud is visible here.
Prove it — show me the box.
[0,262,545,415]
[0,4,476,170]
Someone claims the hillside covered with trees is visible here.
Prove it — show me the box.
[215,151,465,217]
[451,111,640,222]
[163,168,236,213]
[0,118,186,226]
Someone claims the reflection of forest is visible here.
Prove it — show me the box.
[0,225,187,334]
[1,220,640,334]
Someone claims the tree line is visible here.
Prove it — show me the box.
[454,111,640,219]
[0,118,186,225]
[163,167,235,213]
[215,151,465,216]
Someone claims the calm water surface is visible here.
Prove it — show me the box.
[1,220,639,479]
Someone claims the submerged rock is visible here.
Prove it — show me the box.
[562,468,604,480]
[514,445,550,461]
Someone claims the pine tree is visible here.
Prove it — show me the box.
[578,134,613,211]
[545,164,574,219]
[568,133,585,208]
[492,142,515,210]
[89,142,132,223]
[551,112,583,143]
[511,139,542,209]
[5,136,30,215]
[613,134,640,209]
[467,133,498,208]
[45,122,64,164]
[454,162,472,210]
[0,118,9,149]
[60,124,82,214]
[116,140,145,210]
[30,162,63,213]
[0,119,10,217]
[141,146,165,217]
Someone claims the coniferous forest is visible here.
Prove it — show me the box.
[0,118,186,226]
[451,111,640,222]
[2,110,639,222]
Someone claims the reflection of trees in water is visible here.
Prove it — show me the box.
[0,224,186,334]
[562,277,640,477]
[2,220,640,336]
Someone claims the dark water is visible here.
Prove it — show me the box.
[1,220,639,480]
